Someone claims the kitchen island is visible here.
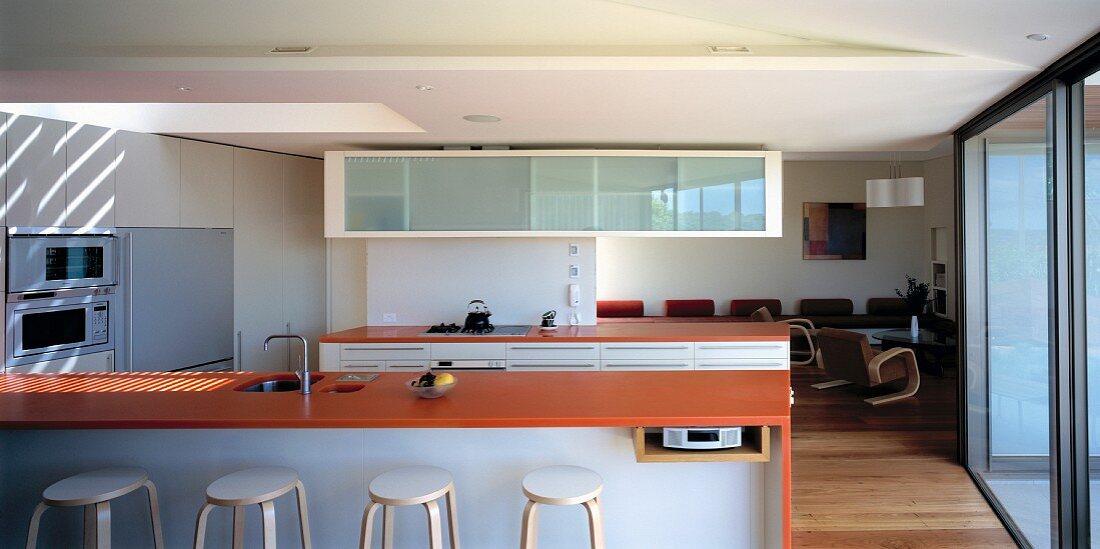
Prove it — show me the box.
[0,365,790,546]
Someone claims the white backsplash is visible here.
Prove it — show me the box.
[365,237,597,326]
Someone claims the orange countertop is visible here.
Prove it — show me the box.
[320,322,789,343]
[0,370,790,430]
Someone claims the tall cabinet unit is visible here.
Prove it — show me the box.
[64,123,117,228]
[181,140,234,228]
[5,115,67,227]
[115,131,182,227]
[283,157,326,368]
[234,149,289,372]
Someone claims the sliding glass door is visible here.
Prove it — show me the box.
[963,94,1055,548]
[1083,67,1100,546]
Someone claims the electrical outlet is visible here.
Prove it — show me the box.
[569,264,580,278]
[382,313,397,323]
[568,243,579,256]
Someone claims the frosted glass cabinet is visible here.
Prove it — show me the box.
[326,150,782,237]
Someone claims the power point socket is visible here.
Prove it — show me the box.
[382,313,397,323]
[568,243,579,256]
[569,264,580,278]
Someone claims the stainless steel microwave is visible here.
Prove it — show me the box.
[7,229,118,292]
[5,288,115,366]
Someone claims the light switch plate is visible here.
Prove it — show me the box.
[568,243,579,256]
[569,264,580,278]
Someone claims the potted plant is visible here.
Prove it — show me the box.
[895,275,932,338]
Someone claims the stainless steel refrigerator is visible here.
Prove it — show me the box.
[117,228,234,372]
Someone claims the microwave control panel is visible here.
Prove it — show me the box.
[91,305,109,343]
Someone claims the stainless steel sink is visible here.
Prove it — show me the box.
[237,375,324,393]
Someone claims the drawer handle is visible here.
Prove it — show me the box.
[509,346,597,350]
[698,363,783,368]
[698,345,782,350]
[343,365,383,369]
[605,363,690,368]
[511,364,597,369]
[346,346,426,351]
[388,365,426,368]
[604,346,690,350]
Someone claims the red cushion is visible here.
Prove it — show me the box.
[730,299,782,317]
[665,299,715,317]
[596,300,645,318]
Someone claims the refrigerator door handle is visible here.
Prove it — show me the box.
[235,330,243,372]
[126,233,134,372]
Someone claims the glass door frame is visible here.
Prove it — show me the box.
[955,32,1100,548]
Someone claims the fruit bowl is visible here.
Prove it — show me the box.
[406,377,457,399]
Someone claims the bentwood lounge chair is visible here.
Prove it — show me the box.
[750,307,817,365]
[812,327,921,406]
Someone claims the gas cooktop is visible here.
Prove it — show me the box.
[420,324,532,336]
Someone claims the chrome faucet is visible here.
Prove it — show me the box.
[263,334,311,395]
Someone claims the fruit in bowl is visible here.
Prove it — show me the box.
[407,371,457,399]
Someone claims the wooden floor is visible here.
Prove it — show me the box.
[791,364,1018,548]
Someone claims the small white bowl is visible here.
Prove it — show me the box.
[406,378,457,399]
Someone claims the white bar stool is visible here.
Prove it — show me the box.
[25,466,165,549]
[520,465,604,549]
[360,465,460,549]
[193,466,312,549]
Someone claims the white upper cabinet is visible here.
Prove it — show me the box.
[181,140,234,228]
[64,123,118,228]
[115,131,181,227]
[5,115,68,227]
[326,151,783,237]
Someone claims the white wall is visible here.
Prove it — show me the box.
[922,153,956,319]
[364,237,597,325]
[596,161,926,315]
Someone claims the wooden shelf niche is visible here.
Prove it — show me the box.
[633,426,771,463]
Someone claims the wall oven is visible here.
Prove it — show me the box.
[7,229,118,292]
[6,228,119,369]
[6,288,115,367]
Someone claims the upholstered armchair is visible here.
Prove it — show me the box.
[750,306,817,365]
[812,327,921,406]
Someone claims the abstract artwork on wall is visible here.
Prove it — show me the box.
[802,202,866,260]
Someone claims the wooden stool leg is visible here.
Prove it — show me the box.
[232,506,245,549]
[142,481,165,549]
[382,505,394,549]
[445,487,461,549]
[84,505,96,549]
[519,500,539,549]
[582,498,605,549]
[94,501,111,549]
[260,500,277,549]
[294,481,313,549]
[25,502,48,549]
[193,503,214,549]
[423,500,443,549]
[360,501,381,549]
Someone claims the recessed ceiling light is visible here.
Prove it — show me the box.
[415,85,435,91]
[268,46,314,54]
[1027,33,1050,41]
[463,114,501,123]
[176,86,192,92]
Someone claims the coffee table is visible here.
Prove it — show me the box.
[872,329,957,376]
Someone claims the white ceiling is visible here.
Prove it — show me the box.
[0,0,1096,159]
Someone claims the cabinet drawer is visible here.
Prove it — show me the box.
[385,360,430,372]
[600,360,693,371]
[600,342,693,360]
[430,343,506,360]
[339,360,385,372]
[506,360,600,372]
[506,343,599,361]
[694,342,788,359]
[695,358,789,371]
[341,343,430,361]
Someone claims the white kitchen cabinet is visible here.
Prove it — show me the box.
[320,343,339,371]
[385,361,429,372]
[694,342,788,360]
[6,350,114,374]
[694,359,788,371]
[340,360,385,372]
[601,360,693,371]
[5,115,67,227]
[341,343,430,361]
[65,123,117,228]
[234,148,288,372]
[181,140,233,228]
[283,156,326,368]
[505,342,600,361]
[599,342,693,361]
[506,360,600,372]
[115,131,181,227]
